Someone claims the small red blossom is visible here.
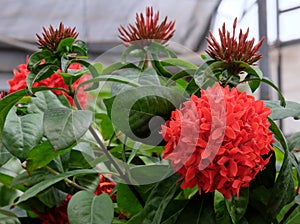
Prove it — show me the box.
[36,22,78,51]
[118,6,175,46]
[161,83,274,199]
[205,18,264,67]
[94,174,116,201]
[8,60,91,109]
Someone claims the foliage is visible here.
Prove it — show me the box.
[0,9,300,224]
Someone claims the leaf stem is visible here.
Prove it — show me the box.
[45,166,86,191]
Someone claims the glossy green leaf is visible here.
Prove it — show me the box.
[43,108,93,150]
[102,62,140,75]
[0,90,27,150]
[215,200,232,224]
[37,186,67,208]
[0,209,20,224]
[72,40,88,56]
[26,65,58,95]
[68,192,114,224]
[174,193,216,224]
[15,169,99,204]
[0,185,19,207]
[26,141,73,173]
[11,168,55,188]
[117,184,143,218]
[3,109,44,161]
[266,119,296,220]
[55,37,75,54]
[127,174,180,224]
[128,165,173,185]
[104,86,186,145]
[264,100,300,120]
[161,58,198,70]
[225,188,249,224]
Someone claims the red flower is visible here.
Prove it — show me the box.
[205,18,264,74]
[161,83,274,199]
[118,6,175,46]
[94,174,116,201]
[8,60,91,109]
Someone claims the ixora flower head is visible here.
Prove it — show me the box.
[118,6,175,46]
[205,18,264,72]
[8,60,90,108]
[161,83,274,199]
[36,22,79,51]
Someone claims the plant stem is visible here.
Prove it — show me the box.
[74,98,145,206]
[45,166,86,191]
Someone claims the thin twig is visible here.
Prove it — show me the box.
[45,166,86,191]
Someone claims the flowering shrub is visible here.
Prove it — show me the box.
[1,6,300,224]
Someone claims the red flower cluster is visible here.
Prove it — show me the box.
[161,83,274,199]
[37,174,116,224]
[118,6,175,46]
[8,60,90,109]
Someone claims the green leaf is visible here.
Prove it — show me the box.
[3,109,44,161]
[68,192,114,224]
[0,90,27,150]
[225,188,249,224]
[15,169,99,204]
[37,186,67,207]
[55,37,75,54]
[288,132,300,150]
[127,174,180,224]
[144,41,177,58]
[44,108,93,150]
[266,118,296,220]
[72,40,88,56]
[104,86,186,145]
[150,56,172,78]
[27,90,68,114]
[0,146,12,166]
[26,65,58,95]
[174,193,216,224]
[161,58,198,70]
[128,164,173,185]
[264,100,300,120]
[0,209,20,224]
[194,61,223,89]
[117,184,143,218]
[26,141,73,173]
[0,185,19,207]
[102,62,141,75]
[215,200,232,224]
